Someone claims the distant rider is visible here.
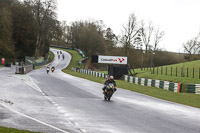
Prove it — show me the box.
[46,65,50,74]
[51,66,55,73]
[62,54,65,60]
[102,75,117,94]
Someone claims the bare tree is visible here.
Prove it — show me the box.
[121,13,141,55]
[153,28,164,51]
[140,21,154,53]
[183,33,200,55]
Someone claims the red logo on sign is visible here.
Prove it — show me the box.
[118,58,124,63]
[112,59,117,62]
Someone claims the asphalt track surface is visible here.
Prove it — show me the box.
[0,48,200,133]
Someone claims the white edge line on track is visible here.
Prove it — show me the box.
[80,129,87,133]
[0,103,70,133]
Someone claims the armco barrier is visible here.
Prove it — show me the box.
[187,84,200,94]
[159,81,164,89]
[141,78,145,86]
[196,84,200,94]
[164,81,169,90]
[71,67,77,72]
[72,67,108,79]
[124,75,180,93]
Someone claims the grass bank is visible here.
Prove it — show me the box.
[54,48,200,108]
[47,51,55,64]
[0,127,40,133]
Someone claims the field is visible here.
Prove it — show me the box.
[134,60,200,84]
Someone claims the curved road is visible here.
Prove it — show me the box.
[0,48,200,133]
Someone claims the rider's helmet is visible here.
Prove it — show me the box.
[109,76,114,81]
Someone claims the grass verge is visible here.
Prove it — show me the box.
[0,127,40,133]
[55,48,200,108]
[47,51,55,64]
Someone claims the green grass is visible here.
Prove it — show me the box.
[0,127,40,133]
[53,47,200,108]
[47,51,55,64]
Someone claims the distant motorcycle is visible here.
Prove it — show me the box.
[46,66,50,74]
[103,83,115,101]
[62,54,65,60]
[51,66,55,73]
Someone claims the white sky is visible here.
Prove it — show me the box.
[57,0,200,53]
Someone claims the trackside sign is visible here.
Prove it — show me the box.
[98,55,127,64]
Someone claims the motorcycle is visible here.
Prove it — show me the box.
[47,69,50,74]
[46,66,50,74]
[51,67,55,73]
[62,54,65,60]
[104,83,115,101]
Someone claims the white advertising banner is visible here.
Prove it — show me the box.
[98,55,127,64]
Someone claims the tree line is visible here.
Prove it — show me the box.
[0,0,65,61]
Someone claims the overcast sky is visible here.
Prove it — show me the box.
[56,0,200,53]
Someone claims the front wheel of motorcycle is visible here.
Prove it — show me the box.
[108,96,111,101]
[104,96,107,101]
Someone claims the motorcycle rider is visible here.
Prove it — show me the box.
[46,65,50,74]
[62,54,65,60]
[102,75,117,94]
[51,66,55,73]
